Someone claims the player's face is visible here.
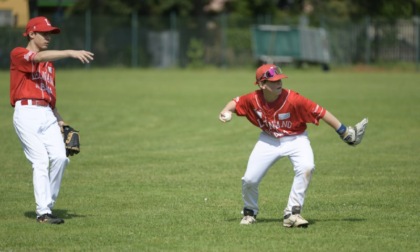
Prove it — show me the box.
[263,80,283,95]
[32,32,52,50]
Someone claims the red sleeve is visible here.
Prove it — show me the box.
[10,47,37,73]
[293,92,326,125]
[234,92,254,116]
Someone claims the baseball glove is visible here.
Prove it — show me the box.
[61,125,80,157]
[341,118,368,146]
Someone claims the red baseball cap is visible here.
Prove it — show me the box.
[255,64,288,84]
[23,16,61,36]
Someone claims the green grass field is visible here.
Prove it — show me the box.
[0,68,419,251]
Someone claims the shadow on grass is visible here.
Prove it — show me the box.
[226,217,367,225]
[308,218,367,225]
[226,217,281,223]
[24,209,87,220]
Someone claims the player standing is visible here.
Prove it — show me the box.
[10,16,94,224]
[219,64,367,227]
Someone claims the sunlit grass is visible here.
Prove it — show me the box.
[0,68,419,251]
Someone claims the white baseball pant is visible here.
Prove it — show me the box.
[241,131,315,217]
[13,101,69,217]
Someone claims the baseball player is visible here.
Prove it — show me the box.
[219,64,367,227]
[10,16,94,224]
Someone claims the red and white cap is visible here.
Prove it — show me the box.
[255,64,288,84]
[23,16,61,37]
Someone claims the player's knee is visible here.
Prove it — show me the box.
[295,163,315,176]
[242,176,259,187]
[58,156,69,166]
[51,149,68,160]
[32,157,49,170]
[51,155,69,167]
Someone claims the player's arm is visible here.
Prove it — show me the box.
[322,110,354,139]
[53,107,67,127]
[321,110,342,131]
[219,100,236,122]
[321,110,355,144]
[220,100,236,114]
[34,50,94,64]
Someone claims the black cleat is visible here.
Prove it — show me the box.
[37,214,65,224]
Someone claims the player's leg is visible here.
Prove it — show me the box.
[283,133,314,227]
[13,106,52,217]
[241,133,281,220]
[41,110,69,209]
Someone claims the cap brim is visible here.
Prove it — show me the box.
[23,27,61,37]
[38,27,61,34]
[50,27,61,34]
[267,74,288,81]
[255,74,288,84]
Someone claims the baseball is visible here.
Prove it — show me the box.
[221,111,232,122]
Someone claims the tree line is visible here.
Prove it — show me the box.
[64,0,419,20]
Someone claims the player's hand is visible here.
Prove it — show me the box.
[219,111,232,123]
[338,118,368,146]
[70,50,94,64]
[340,126,356,145]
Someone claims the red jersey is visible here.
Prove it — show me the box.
[10,47,57,109]
[234,89,326,138]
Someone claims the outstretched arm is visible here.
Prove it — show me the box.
[322,110,353,141]
[34,50,94,64]
[322,110,342,131]
[219,100,236,122]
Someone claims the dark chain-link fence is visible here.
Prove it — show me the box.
[0,13,419,69]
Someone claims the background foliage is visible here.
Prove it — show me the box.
[66,0,420,19]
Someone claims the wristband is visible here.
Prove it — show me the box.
[336,124,347,135]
